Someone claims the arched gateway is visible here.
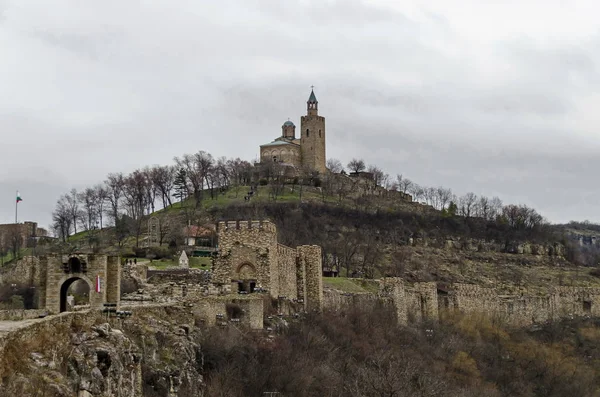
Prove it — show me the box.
[39,254,121,314]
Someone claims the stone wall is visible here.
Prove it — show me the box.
[212,220,323,312]
[414,237,567,257]
[298,245,323,311]
[0,256,42,286]
[277,244,298,299]
[192,295,264,329]
[213,220,279,295]
[325,278,600,327]
[44,254,121,314]
[0,309,47,321]
[379,278,407,325]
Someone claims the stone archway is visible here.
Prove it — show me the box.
[43,254,121,314]
[59,276,92,312]
[235,262,257,293]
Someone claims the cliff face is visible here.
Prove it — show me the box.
[0,306,205,397]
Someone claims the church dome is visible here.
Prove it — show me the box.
[283,120,295,127]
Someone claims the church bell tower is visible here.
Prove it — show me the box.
[300,88,326,173]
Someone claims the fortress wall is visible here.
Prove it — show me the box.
[379,278,407,325]
[232,297,264,329]
[323,289,384,312]
[298,245,323,311]
[553,286,600,318]
[497,296,555,326]
[452,284,500,315]
[277,244,298,300]
[106,256,121,306]
[296,255,307,307]
[214,220,279,296]
[0,256,41,286]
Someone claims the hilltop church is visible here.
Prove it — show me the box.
[259,89,327,174]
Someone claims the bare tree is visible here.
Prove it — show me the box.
[65,188,80,235]
[150,165,175,209]
[142,167,158,214]
[458,192,478,218]
[489,196,503,221]
[367,165,385,188]
[105,173,125,226]
[123,170,149,247]
[409,183,424,203]
[347,158,366,174]
[174,151,214,207]
[436,187,453,210]
[52,195,72,242]
[326,158,344,173]
[78,187,98,232]
[396,174,413,195]
[94,184,108,229]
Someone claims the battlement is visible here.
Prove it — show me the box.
[277,243,296,257]
[453,283,498,298]
[217,220,277,234]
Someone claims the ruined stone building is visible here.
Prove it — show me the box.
[212,220,323,311]
[259,89,327,174]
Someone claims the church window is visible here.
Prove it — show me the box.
[306,129,309,137]
[319,130,321,137]
[273,156,278,162]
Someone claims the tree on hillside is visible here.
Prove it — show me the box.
[6,225,23,260]
[123,170,150,247]
[65,188,80,234]
[105,173,125,227]
[347,158,366,174]
[396,175,413,195]
[367,165,385,188]
[142,166,158,214]
[52,195,72,241]
[500,204,546,230]
[78,187,98,232]
[94,184,108,229]
[327,158,344,174]
[150,165,175,209]
[226,158,251,198]
[458,192,478,218]
[174,151,214,207]
[173,168,188,204]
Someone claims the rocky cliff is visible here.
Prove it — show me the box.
[0,305,205,397]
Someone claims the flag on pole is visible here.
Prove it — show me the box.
[16,191,22,203]
[96,275,101,293]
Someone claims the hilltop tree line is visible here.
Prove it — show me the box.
[51,152,253,244]
[50,150,548,249]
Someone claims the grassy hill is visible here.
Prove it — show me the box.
[49,182,600,290]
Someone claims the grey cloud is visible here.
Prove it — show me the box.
[1,0,600,229]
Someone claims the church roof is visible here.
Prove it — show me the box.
[283,120,295,126]
[260,139,299,148]
[308,89,317,103]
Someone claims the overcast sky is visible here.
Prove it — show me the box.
[1,0,600,229]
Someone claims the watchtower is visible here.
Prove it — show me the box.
[300,88,326,174]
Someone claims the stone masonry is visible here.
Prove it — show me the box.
[41,254,121,314]
[212,220,324,312]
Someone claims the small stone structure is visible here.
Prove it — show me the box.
[8,254,122,314]
[212,220,323,311]
[179,251,189,268]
